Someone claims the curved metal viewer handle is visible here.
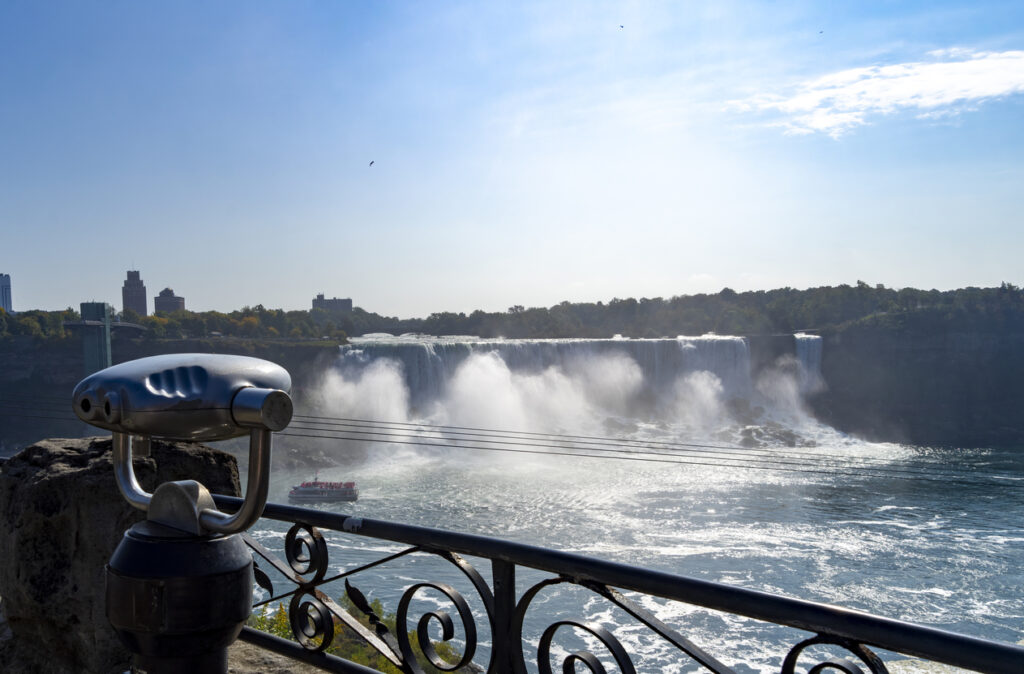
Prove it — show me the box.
[112,386,288,535]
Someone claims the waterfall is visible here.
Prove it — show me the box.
[794,333,825,394]
[337,335,754,413]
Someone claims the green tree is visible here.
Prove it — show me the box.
[249,595,472,673]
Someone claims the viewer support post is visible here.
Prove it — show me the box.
[73,353,292,674]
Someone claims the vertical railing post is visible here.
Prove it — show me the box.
[491,559,518,673]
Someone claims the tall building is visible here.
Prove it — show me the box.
[121,270,147,317]
[154,287,185,314]
[312,293,353,313]
[80,302,113,374]
[0,273,10,313]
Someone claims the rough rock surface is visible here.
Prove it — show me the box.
[0,437,241,674]
[227,640,322,673]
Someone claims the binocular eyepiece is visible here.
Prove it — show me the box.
[73,353,293,441]
[73,353,293,536]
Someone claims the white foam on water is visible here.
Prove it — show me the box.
[268,336,1024,671]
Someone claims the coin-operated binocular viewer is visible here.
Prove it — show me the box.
[73,353,293,674]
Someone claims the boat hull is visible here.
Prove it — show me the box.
[287,490,358,503]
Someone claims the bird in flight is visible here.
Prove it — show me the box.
[369,160,374,167]
[619,24,624,28]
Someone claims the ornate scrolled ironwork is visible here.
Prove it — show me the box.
[512,577,637,674]
[288,589,335,652]
[217,495,1024,674]
[782,635,888,674]
[284,522,328,585]
[395,581,478,673]
[537,619,637,674]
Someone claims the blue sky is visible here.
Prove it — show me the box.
[2,1,1022,316]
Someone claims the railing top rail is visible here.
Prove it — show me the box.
[216,495,1024,674]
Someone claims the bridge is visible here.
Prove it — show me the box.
[62,319,147,332]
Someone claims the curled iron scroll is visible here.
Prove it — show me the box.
[396,581,477,673]
[288,590,335,652]
[285,522,328,585]
[512,577,636,674]
[782,635,888,674]
[537,620,637,674]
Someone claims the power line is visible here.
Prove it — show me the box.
[2,402,1015,484]
[276,429,1016,487]
[0,393,70,405]
[289,414,1009,476]
[0,400,76,414]
[284,421,968,480]
[6,394,1010,469]
[0,411,84,424]
[289,413,904,464]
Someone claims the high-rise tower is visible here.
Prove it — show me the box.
[122,270,147,317]
[0,273,11,313]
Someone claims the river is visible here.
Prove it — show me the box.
[247,335,1024,672]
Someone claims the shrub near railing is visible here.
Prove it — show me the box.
[249,596,473,674]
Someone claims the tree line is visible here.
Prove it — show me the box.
[338,281,1024,337]
[3,282,1023,342]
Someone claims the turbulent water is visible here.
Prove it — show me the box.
[249,335,1024,672]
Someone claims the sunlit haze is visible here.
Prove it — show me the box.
[2,1,1022,316]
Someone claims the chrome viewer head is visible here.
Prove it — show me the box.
[73,353,292,441]
[73,353,293,535]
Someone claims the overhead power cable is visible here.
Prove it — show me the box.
[2,400,1016,484]
[276,429,1018,487]
[0,393,71,405]
[289,413,909,464]
[0,402,77,416]
[7,394,1008,471]
[290,414,1006,475]
[0,411,85,424]
[284,421,968,480]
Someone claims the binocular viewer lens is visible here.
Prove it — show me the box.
[72,353,293,441]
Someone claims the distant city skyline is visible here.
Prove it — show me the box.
[2,1,1022,317]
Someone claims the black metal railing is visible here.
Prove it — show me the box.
[213,494,1023,674]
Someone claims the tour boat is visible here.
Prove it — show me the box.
[288,474,359,503]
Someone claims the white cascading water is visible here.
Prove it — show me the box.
[312,333,830,445]
[336,335,752,408]
[794,333,825,394]
[262,333,1023,672]
[323,333,765,432]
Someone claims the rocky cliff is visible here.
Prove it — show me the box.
[810,316,1024,447]
[0,437,241,673]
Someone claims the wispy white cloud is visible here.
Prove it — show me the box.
[737,49,1024,137]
